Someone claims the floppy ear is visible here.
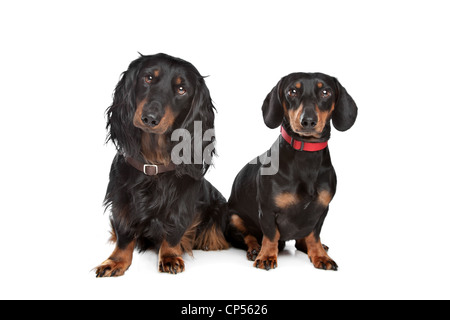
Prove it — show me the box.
[262,78,285,129]
[181,77,215,132]
[176,77,216,179]
[106,57,143,157]
[332,78,358,131]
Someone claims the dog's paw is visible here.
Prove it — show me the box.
[159,256,185,274]
[95,259,130,277]
[310,255,338,271]
[247,247,260,261]
[253,255,278,271]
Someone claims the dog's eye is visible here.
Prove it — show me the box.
[288,89,298,97]
[177,86,187,95]
[145,75,153,84]
[321,90,331,98]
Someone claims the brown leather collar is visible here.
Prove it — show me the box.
[125,156,176,176]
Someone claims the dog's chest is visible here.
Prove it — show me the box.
[274,190,323,241]
[129,178,180,217]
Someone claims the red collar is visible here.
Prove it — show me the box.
[280,126,328,151]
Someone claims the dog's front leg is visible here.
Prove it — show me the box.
[95,225,136,277]
[158,239,185,274]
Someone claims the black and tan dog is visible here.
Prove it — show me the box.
[95,53,228,277]
[227,73,357,271]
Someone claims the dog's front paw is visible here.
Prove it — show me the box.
[159,256,185,274]
[254,255,278,270]
[310,255,338,271]
[95,258,131,278]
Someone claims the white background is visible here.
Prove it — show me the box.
[1,0,449,300]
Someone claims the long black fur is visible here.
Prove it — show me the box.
[96,53,228,276]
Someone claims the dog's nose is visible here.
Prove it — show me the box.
[301,117,317,129]
[141,113,161,127]
[141,101,163,127]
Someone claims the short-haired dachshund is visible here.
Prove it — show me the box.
[227,72,358,271]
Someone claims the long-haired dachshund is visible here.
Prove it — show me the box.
[95,53,228,277]
[227,72,357,271]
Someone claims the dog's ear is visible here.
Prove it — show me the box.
[106,56,143,157]
[332,78,358,131]
[181,77,215,133]
[177,77,216,179]
[262,78,285,129]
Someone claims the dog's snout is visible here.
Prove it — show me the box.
[300,107,318,129]
[301,117,317,129]
[142,101,163,127]
[141,113,161,127]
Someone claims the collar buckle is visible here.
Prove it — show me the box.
[143,164,158,175]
